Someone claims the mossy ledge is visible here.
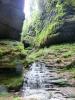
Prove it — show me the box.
[0,40,26,91]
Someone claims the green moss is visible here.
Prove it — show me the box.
[34,0,65,47]
[26,43,75,64]
[0,75,23,89]
[0,40,27,90]
[35,20,63,47]
[22,10,40,38]
[0,96,20,100]
[0,40,26,68]
[65,0,75,7]
[26,49,45,63]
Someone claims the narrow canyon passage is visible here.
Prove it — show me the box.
[0,0,75,100]
[21,62,75,100]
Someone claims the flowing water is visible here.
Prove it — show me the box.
[22,62,75,100]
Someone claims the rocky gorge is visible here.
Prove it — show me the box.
[0,0,75,100]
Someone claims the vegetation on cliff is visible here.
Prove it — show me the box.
[22,0,75,47]
[0,41,25,68]
[26,43,75,67]
[0,40,26,89]
[21,0,75,87]
[0,0,75,98]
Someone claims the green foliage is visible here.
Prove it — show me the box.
[22,0,75,47]
[0,75,23,88]
[26,43,75,64]
[0,40,26,68]
[0,40,28,90]
[33,0,65,47]
[22,11,40,38]
[26,49,46,63]
[65,0,75,6]
[35,20,63,47]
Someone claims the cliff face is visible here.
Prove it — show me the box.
[36,0,75,47]
[22,0,75,47]
[0,0,25,90]
[0,0,25,40]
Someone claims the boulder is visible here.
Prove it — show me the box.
[22,40,31,48]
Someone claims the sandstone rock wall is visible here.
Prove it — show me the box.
[0,0,25,40]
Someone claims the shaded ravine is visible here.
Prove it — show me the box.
[22,62,75,100]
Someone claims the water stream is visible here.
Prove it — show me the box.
[22,62,72,100]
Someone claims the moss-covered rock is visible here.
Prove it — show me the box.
[26,43,75,67]
[0,40,26,68]
[0,40,26,90]
[0,74,23,91]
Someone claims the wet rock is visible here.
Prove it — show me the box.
[22,62,75,100]
[23,40,31,48]
[16,64,23,74]
[0,85,7,94]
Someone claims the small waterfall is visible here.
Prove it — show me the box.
[22,62,67,100]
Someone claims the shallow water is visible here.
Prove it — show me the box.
[22,62,75,100]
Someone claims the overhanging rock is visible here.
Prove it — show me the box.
[0,0,25,40]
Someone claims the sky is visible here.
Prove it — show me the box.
[24,0,31,18]
[24,0,39,19]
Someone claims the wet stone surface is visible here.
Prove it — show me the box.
[22,62,75,100]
